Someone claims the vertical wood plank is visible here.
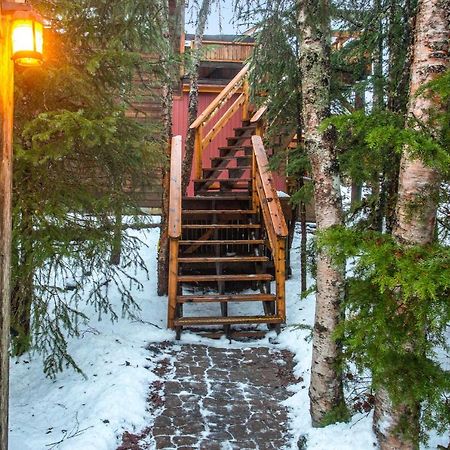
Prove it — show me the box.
[167,238,179,329]
[0,14,13,450]
[276,237,286,322]
[167,136,182,328]
[194,125,203,180]
[242,79,250,122]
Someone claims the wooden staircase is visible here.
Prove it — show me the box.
[167,65,288,339]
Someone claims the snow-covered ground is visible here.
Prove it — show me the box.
[9,224,449,449]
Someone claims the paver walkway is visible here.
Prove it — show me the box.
[118,342,296,450]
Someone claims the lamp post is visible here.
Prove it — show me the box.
[0,2,43,448]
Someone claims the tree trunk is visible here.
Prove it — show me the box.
[110,198,123,266]
[10,202,34,356]
[372,0,385,111]
[298,0,345,426]
[157,82,174,296]
[373,0,449,447]
[157,0,175,296]
[181,0,213,195]
[351,90,364,208]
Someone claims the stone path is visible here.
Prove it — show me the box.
[118,342,296,450]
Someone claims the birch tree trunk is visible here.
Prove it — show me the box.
[298,0,345,426]
[181,0,213,194]
[373,0,449,447]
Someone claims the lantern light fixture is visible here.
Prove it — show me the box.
[11,8,43,66]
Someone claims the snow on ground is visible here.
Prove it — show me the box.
[9,223,449,449]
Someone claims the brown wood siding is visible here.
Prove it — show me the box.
[199,41,255,63]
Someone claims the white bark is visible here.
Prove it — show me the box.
[298,0,345,426]
[374,0,449,448]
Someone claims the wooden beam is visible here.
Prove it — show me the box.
[0,13,13,450]
[250,105,267,124]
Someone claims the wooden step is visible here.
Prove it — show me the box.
[227,136,252,145]
[219,146,252,157]
[179,239,265,245]
[194,178,251,184]
[176,293,276,303]
[174,315,282,326]
[211,156,251,166]
[234,126,256,133]
[178,256,269,263]
[178,273,273,282]
[182,210,255,216]
[182,224,261,229]
[202,167,251,175]
[183,194,250,201]
[219,145,252,151]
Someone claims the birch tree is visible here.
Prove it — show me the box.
[298,0,346,426]
[373,0,449,447]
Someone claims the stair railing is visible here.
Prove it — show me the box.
[189,63,250,180]
[167,135,183,329]
[251,135,288,321]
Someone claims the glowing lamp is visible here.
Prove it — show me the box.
[11,10,43,66]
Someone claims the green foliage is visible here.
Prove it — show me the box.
[323,106,450,183]
[318,227,450,438]
[320,401,352,427]
[11,0,170,377]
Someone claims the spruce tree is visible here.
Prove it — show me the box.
[11,0,169,376]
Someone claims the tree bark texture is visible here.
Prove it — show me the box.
[298,0,345,426]
[0,14,13,450]
[181,0,213,195]
[393,0,448,245]
[157,0,175,296]
[10,201,34,356]
[157,83,174,296]
[373,0,449,448]
[372,0,385,111]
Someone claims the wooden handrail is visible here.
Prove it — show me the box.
[250,105,267,124]
[190,63,249,130]
[190,63,251,180]
[202,93,246,148]
[251,135,287,322]
[251,135,288,239]
[168,135,182,239]
[251,135,288,322]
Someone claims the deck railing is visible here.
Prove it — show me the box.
[189,63,250,180]
[251,135,288,321]
[167,135,182,329]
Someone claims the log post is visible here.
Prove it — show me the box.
[0,11,13,450]
[194,125,203,180]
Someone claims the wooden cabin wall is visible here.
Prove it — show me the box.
[200,41,254,63]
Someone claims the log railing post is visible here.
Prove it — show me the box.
[251,151,257,212]
[242,78,250,122]
[167,136,182,329]
[194,125,203,180]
